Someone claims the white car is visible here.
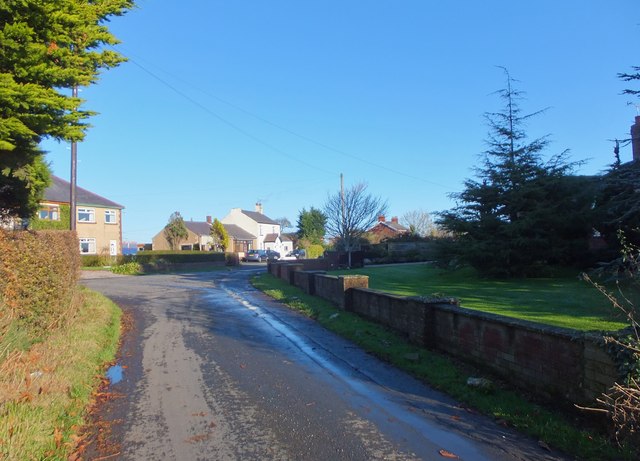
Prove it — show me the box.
[278,252,297,261]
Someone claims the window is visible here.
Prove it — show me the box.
[77,208,95,223]
[79,238,96,254]
[38,205,59,221]
[105,210,117,224]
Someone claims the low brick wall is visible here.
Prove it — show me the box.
[424,302,617,402]
[272,268,620,405]
[314,274,369,309]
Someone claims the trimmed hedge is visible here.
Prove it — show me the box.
[133,250,226,264]
[0,229,80,336]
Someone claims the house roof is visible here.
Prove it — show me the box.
[184,221,212,236]
[240,210,279,225]
[382,221,409,232]
[44,175,124,209]
[223,224,256,241]
[264,233,279,243]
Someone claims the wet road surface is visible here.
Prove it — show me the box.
[81,267,568,461]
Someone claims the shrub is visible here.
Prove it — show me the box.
[111,261,142,275]
[0,229,79,339]
[305,244,324,259]
[225,252,239,266]
[133,250,225,265]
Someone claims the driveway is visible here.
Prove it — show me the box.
[79,267,567,460]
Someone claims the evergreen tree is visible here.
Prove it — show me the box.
[438,69,592,277]
[164,211,188,251]
[210,218,230,252]
[0,0,133,221]
[296,207,327,245]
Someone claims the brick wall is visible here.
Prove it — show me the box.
[270,264,621,405]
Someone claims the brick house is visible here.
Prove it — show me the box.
[367,215,409,243]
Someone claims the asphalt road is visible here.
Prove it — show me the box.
[80,267,568,461]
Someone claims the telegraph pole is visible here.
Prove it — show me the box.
[70,85,78,231]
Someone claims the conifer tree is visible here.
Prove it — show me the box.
[0,0,134,221]
[210,218,230,252]
[164,212,188,251]
[438,69,593,277]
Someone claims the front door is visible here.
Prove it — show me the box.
[109,240,117,256]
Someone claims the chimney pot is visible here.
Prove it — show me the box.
[391,216,398,223]
[378,215,385,222]
[255,202,264,214]
[206,215,212,224]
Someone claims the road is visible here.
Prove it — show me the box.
[80,267,567,461]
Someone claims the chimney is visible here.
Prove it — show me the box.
[391,216,399,224]
[255,202,264,214]
[378,215,385,222]
[632,116,640,162]
[206,216,212,224]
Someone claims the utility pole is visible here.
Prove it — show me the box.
[70,85,78,231]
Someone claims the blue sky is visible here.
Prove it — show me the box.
[42,1,640,243]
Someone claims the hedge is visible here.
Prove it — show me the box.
[133,250,226,264]
[0,229,80,337]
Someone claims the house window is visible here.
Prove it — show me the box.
[39,205,60,221]
[79,238,97,254]
[105,210,117,224]
[78,208,95,223]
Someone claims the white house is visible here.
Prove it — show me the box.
[221,203,292,255]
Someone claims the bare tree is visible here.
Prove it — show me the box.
[324,182,387,267]
[401,209,435,237]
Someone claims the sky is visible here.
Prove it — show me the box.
[41,0,640,244]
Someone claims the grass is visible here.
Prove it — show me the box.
[252,273,636,461]
[0,287,121,460]
[332,264,632,331]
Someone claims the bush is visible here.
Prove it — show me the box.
[0,229,79,338]
[111,261,142,275]
[305,244,324,259]
[133,250,225,265]
[225,252,239,266]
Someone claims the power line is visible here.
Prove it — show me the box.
[126,58,336,176]
[117,47,451,189]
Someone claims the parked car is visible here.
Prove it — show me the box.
[266,250,280,261]
[244,249,268,262]
[279,252,297,261]
[292,249,306,259]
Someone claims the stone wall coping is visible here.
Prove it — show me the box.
[350,287,615,341]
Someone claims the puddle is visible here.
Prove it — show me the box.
[106,364,124,385]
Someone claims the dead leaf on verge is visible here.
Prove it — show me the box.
[538,440,551,452]
[450,415,461,421]
[439,449,459,458]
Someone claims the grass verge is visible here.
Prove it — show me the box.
[252,273,636,461]
[332,264,632,331]
[0,287,121,460]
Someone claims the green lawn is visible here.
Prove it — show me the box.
[332,264,633,331]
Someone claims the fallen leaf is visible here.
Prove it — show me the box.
[538,440,551,452]
[239,364,246,369]
[450,415,461,421]
[53,427,63,448]
[439,449,459,458]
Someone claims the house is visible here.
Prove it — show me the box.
[151,216,257,252]
[367,215,409,243]
[263,233,293,255]
[34,175,124,255]
[221,203,292,255]
[152,219,214,251]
